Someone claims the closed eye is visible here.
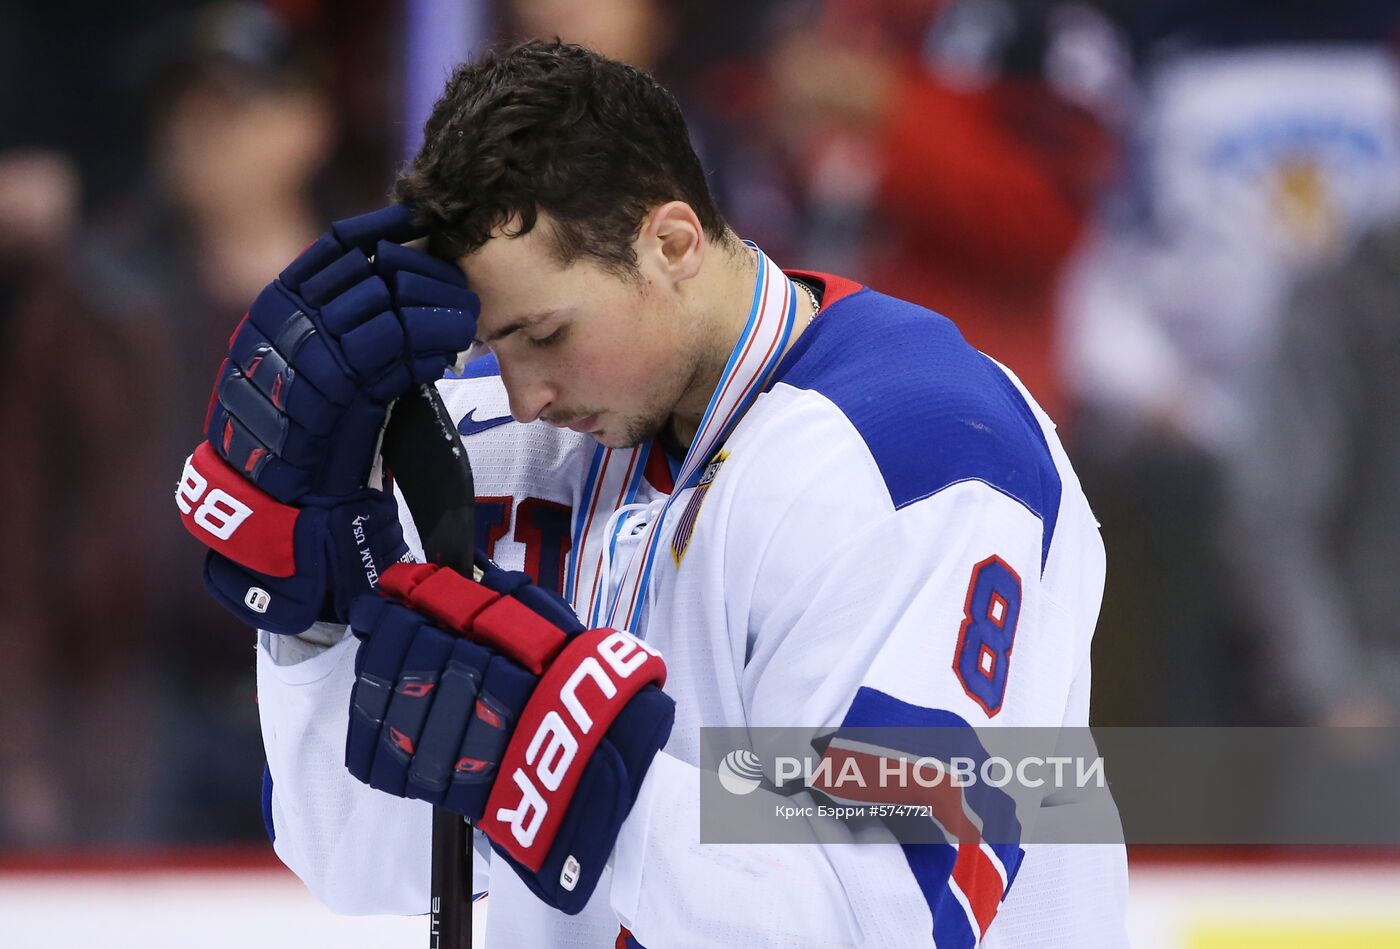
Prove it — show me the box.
[529,326,567,348]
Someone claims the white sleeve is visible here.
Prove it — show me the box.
[257,633,493,913]
[259,633,428,913]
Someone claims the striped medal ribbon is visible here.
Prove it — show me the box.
[564,245,800,632]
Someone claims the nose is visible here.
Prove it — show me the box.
[498,360,555,424]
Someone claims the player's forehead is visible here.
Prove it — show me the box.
[460,217,630,339]
[458,226,571,328]
[458,219,562,292]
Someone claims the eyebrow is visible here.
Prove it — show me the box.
[478,309,563,344]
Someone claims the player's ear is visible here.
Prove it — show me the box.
[640,201,704,285]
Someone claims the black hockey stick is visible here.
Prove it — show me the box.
[379,383,476,949]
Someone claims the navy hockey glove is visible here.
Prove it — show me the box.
[347,560,675,913]
[176,442,409,634]
[177,204,475,634]
[207,204,479,503]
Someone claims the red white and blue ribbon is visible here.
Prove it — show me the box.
[564,438,652,628]
[565,245,800,632]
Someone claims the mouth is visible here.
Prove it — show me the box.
[545,412,602,433]
[564,413,601,434]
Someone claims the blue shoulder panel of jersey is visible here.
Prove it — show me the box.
[770,289,1061,570]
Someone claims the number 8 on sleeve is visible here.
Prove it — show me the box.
[952,556,1022,717]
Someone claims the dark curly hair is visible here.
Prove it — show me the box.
[395,40,732,275]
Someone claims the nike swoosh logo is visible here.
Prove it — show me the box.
[457,409,515,437]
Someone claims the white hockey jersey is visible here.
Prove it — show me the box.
[256,269,1128,947]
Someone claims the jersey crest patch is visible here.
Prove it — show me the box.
[670,451,727,567]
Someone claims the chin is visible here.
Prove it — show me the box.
[594,413,665,451]
[591,429,636,450]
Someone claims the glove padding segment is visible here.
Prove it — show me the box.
[177,442,408,634]
[207,204,480,503]
[347,560,674,913]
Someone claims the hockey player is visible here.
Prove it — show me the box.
[176,40,1126,947]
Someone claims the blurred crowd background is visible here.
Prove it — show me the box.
[2,0,1398,851]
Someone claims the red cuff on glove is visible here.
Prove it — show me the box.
[379,562,569,675]
[176,441,300,578]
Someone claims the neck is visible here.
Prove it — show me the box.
[666,241,816,449]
